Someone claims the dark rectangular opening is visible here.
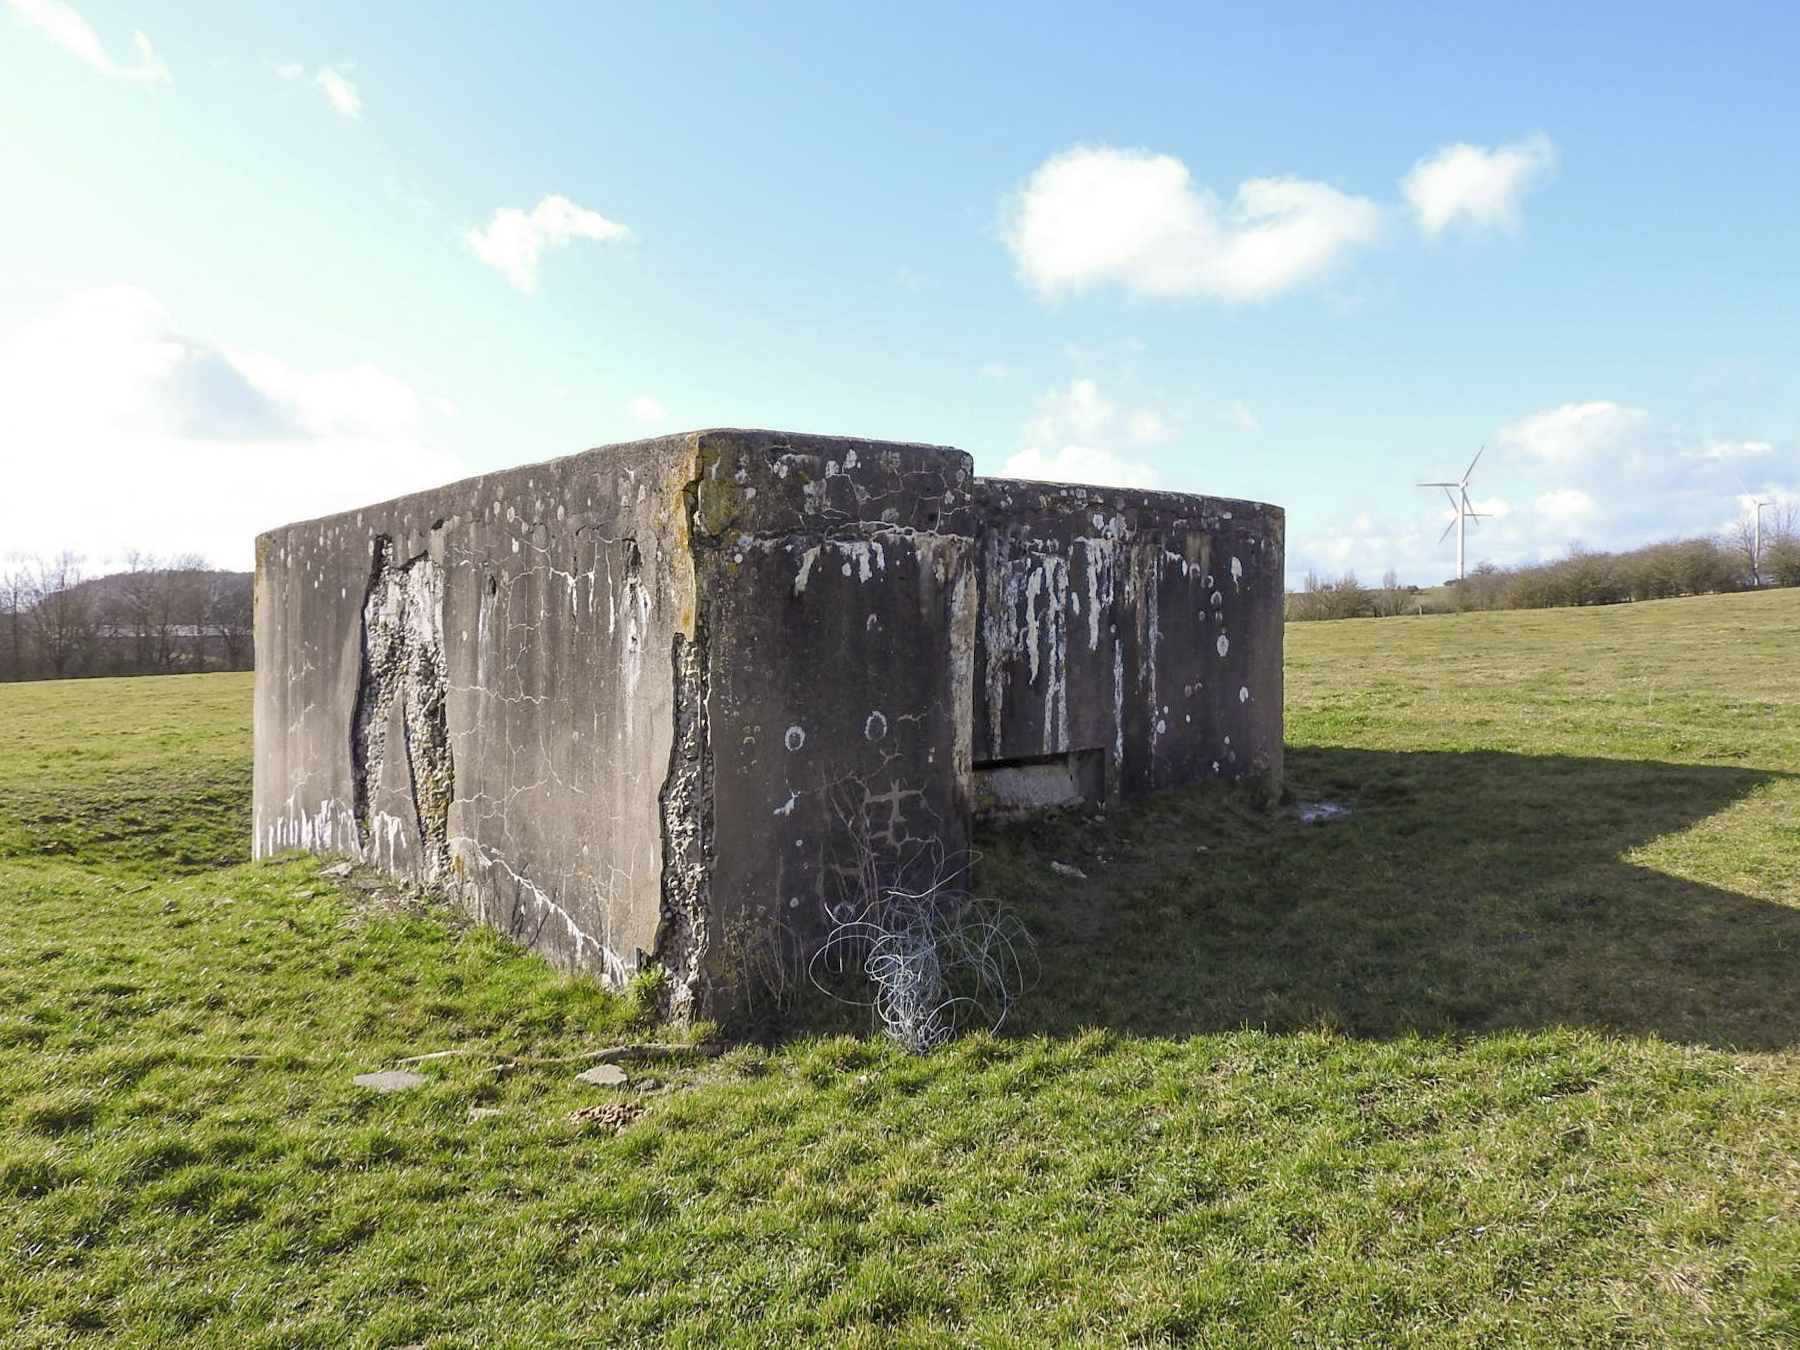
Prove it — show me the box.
[972,747,1106,819]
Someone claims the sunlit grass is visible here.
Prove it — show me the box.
[3,591,1799,1346]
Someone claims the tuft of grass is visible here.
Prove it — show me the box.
[3,590,1800,1346]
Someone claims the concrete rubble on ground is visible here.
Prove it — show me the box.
[575,1063,629,1088]
[254,429,1284,1024]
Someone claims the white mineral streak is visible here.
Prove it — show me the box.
[1145,554,1162,748]
[1113,637,1125,768]
[1230,555,1244,588]
[793,539,885,593]
[258,796,359,858]
[978,535,1018,758]
[982,535,1073,757]
[947,556,977,790]
[371,811,408,871]
[1076,533,1119,653]
[1041,559,1070,752]
[619,566,653,703]
[793,545,820,595]
[476,568,492,688]
[840,540,887,583]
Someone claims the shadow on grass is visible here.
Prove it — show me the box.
[983,747,1799,1050]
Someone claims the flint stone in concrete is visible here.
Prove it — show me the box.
[254,429,1283,1026]
[354,1070,426,1092]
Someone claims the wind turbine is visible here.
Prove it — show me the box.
[1419,446,1488,581]
[1735,475,1772,587]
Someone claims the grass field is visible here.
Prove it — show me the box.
[4,590,1799,1347]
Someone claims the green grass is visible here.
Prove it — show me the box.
[5,593,1800,1347]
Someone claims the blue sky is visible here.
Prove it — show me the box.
[3,1,1796,584]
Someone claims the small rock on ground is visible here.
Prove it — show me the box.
[320,861,355,878]
[575,1063,629,1087]
[353,1070,426,1092]
[1049,861,1087,879]
[467,1106,505,1121]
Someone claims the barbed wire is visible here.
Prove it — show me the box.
[809,856,1038,1053]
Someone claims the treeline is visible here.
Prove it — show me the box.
[1290,511,1800,621]
[1,552,253,682]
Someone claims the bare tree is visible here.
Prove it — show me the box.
[1289,568,1370,621]
[1373,567,1407,618]
[150,553,207,672]
[1763,504,1800,588]
[209,571,254,669]
[190,566,214,672]
[26,552,96,678]
[0,559,30,680]
[110,549,163,673]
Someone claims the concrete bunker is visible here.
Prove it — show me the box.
[253,429,1284,1020]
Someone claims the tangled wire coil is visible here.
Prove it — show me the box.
[810,870,1039,1054]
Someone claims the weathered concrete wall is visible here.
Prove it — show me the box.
[255,437,702,986]
[964,480,1283,805]
[667,433,978,1015]
[254,428,1284,1022]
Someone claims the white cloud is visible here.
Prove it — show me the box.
[468,195,631,293]
[630,395,670,427]
[7,0,169,85]
[1023,378,1118,447]
[1225,398,1261,434]
[1403,133,1557,237]
[1533,487,1598,534]
[1001,444,1163,491]
[314,64,360,118]
[1124,409,1172,447]
[1001,377,1170,488]
[223,349,420,438]
[280,61,361,119]
[1700,439,1773,463]
[1002,145,1385,303]
[0,287,463,570]
[1006,135,1560,304]
[1468,495,1513,520]
[1498,400,1652,470]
